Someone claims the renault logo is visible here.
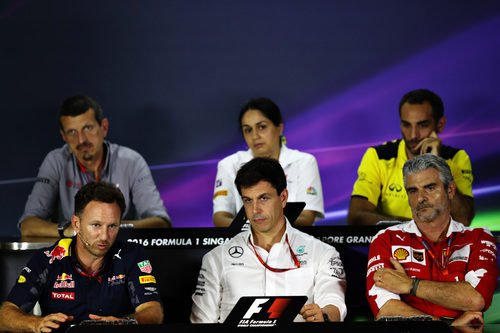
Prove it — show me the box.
[229,246,244,258]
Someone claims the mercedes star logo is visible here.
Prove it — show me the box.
[228,246,244,258]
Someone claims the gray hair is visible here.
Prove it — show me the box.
[403,154,453,189]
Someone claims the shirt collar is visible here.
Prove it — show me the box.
[404,218,463,238]
[246,217,292,247]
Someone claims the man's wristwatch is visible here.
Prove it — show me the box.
[440,317,455,326]
[58,221,71,238]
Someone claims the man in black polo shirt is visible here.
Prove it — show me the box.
[0,182,163,332]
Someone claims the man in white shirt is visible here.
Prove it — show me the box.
[191,157,346,323]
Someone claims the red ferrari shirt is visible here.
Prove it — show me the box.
[366,220,498,318]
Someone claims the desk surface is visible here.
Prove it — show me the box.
[65,321,458,333]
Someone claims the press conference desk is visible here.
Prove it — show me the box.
[65,321,463,333]
[1,226,499,325]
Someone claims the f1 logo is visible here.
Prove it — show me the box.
[242,298,292,319]
[243,298,268,319]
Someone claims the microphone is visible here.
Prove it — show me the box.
[78,232,91,247]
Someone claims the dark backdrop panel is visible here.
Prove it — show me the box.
[1,1,500,236]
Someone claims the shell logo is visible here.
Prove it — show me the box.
[393,248,410,261]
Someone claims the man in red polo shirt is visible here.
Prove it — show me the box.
[366,154,497,326]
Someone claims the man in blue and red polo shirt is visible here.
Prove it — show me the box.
[0,182,163,332]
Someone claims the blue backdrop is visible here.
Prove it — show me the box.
[1,0,500,235]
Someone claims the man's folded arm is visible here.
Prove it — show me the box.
[20,216,60,238]
[414,280,484,312]
[347,196,410,225]
[376,299,433,320]
[123,216,171,228]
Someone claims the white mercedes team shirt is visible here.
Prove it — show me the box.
[213,145,325,220]
[190,221,346,323]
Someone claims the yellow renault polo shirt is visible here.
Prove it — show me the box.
[352,139,473,219]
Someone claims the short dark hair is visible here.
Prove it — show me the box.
[238,97,283,129]
[234,157,286,195]
[59,95,104,130]
[74,182,126,218]
[398,89,444,123]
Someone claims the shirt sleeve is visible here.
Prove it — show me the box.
[190,249,223,323]
[351,147,382,206]
[7,250,47,313]
[125,244,161,308]
[449,150,473,198]
[313,245,347,320]
[366,230,401,317]
[213,159,238,216]
[18,152,61,227]
[294,154,325,220]
[464,229,498,310]
[127,153,170,223]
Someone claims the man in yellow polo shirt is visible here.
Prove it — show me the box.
[347,89,474,226]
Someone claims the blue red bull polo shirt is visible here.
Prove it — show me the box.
[7,237,161,324]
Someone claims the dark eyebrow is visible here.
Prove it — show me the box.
[417,120,431,126]
[423,182,437,189]
[242,120,268,127]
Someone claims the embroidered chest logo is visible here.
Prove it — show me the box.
[44,245,68,264]
[393,247,410,261]
[139,275,156,284]
[388,183,403,192]
[108,274,126,286]
[137,260,152,274]
[52,292,75,300]
[53,273,75,289]
[392,246,426,265]
[114,249,122,260]
[412,250,424,262]
[449,245,471,264]
[229,246,244,258]
[306,187,317,195]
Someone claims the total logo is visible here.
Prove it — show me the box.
[52,292,75,300]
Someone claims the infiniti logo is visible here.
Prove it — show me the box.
[228,246,244,258]
[388,183,402,192]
